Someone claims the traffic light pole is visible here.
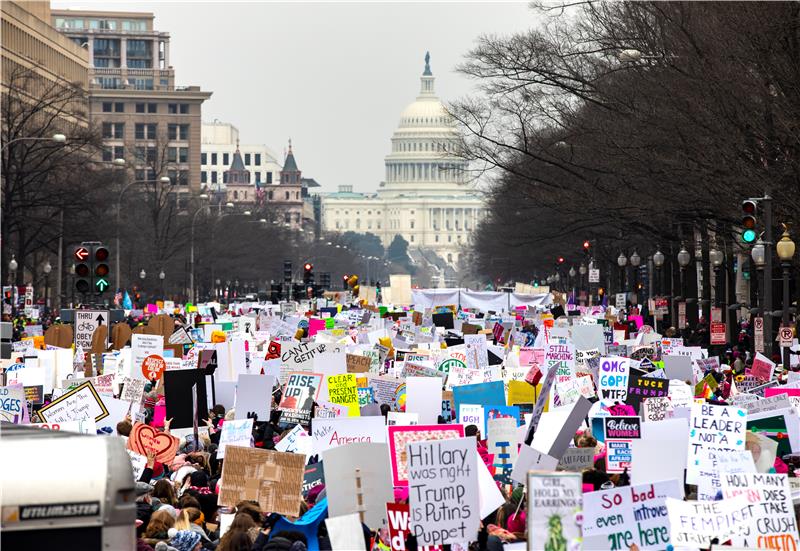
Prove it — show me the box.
[763,193,773,359]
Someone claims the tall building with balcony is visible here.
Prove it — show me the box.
[50,9,211,192]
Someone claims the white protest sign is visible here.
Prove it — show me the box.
[666,495,755,548]
[406,376,442,425]
[386,411,419,426]
[37,381,109,423]
[131,334,163,381]
[598,356,630,402]
[275,424,312,457]
[721,472,800,549]
[216,418,253,459]
[557,447,595,472]
[510,445,558,485]
[311,416,386,455]
[641,397,674,422]
[696,449,756,502]
[583,479,683,551]
[686,403,747,485]
[234,374,274,420]
[458,404,485,435]
[407,437,479,546]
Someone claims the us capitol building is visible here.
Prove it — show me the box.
[320,53,485,267]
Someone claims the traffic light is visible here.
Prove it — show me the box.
[93,245,111,294]
[583,240,591,251]
[741,200,758,243]
[74,245,91,294]
[557,256,565,265]
[303,263,314,286]
[283,260,293,285]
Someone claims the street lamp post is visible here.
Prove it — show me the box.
[43,261,52,313]
[653,249,665,295]
[630,251,641,305]
[677,245,691,327]
[569,266,576,298]
[776,226,795,368]
[159,269,166,299]
[617,252,628,298]
[752,238,768,356]
[116,176,170,291]
[709,245,724,308]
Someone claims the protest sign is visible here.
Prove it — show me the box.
[163,368,208,430]
[666,495,755,548]
[696,448,756,502]
[388,424,465,486]
[127,450,148,482]
[527,472,583,551]
[279,372,322,426]
[641,397,673,422]
[126,422,180,463]
[326,373,360,417]
[451,381,505,420]
[0,384,29,423]
[557,447,595,472]
[326,513,366,551]
[598,356,630,401]
[407,437,479,546]
[120,377,145,403]
[458,404,484,434]
[302,462,325,499]
[23,384,43,405]
[311,416,386,455]
[545,342,575,387]
[406,376,443,425]
[274,424,311,456]
[323,442,394,527]
[217,418,254,459]
[387,411,419,426]
[386,503,442,551]
[131,334,163,381]
[510,445,558,484]
[720,472,800,549]
[487,417,518,482]
[346,353,372,374]
[750,352,775,382]
[583,479,683,550]
[663,355,693,383]
[218,446,305,516]
[530,396,592,460]
[37,380,108,423]
[687,403,747,484]
[31,419,96,434]
[626,373,668,413]
[606,440,633,473]
[234,374,274,420]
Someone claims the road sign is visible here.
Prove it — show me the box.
[779,326,793,348]
[677,301,686,330]
[711,307,722,323]
[615,293,626,309]
[710,322,727,345]
[754,316,764,353]
[588,269,600,283]
[74,310,109,350]
[24,285,33,308]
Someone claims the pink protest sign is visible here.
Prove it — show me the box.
[308,318,326,337]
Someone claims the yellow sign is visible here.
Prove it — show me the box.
[326,373,360,416]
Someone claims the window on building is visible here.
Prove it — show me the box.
[102,102,112,112]
[122,20,147,31]
[268,191,273,200]
[178,170,189,186]
[367,221,372,229]
[377,221,382,229]
[168,104,177,114]
[211,153,217,165]
[223,153,229,166]
[167,147,177,163]
[102,122,113,138]
[336,221,341,229]
[435,235,439,243]
[411,235,414,242]
[180,104,189,114]
[356,219,361,229]
[410,221,415,229]
[255,154,261,165]
[285,191,290,200]
[169,124,189,140]
[201,153,207,165]
[266,172,272,184]
[135,103,145,113]
[255,172,261,183]
[114,102,124,112]
[201,171,207,183]
[285,213,291,224]
[148,103,157,113]
[179,148,188,163]
[448,235,452,243]
[211,172,217,183]
[245,153,251,165]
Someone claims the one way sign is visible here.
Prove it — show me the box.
[74,309,109,350]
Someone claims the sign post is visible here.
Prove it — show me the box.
[779,326,793,348]
[754,316,764,353]
[74,310,109,350]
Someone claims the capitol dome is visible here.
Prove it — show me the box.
[397,53,454,130]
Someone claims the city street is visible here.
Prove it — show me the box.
[2,2,800,550]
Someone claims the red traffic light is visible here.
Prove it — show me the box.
[583,240,591,250]
[75,263,90,277]
[304,263,313,271]
[74,247,89,261]
[742,200,756,215]
[94,246,109,261]
[557,257,565,264]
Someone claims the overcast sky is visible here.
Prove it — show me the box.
[52,1,536,192]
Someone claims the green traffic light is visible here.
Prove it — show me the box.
[742,229,757,243]
[95,278,109,292]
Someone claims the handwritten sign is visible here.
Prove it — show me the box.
[217,418,254,459]
[666,495,754,548]
[686,403,746,485]
[327,373,360,416]
[557,447,595,472]
[407,437,479,546]
[641,397,673,422]
[598,357,630,401]
[312,416,386,455]
[545,342,575,387]
[388,424,465,486]
[37,381,109,423]
[0,385,28,423]
[583,479,683,551]
[126,422,180,463]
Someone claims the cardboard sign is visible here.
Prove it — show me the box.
[218,446,305,516]
[326,373,360,417]
[126,422,180,463]
[407,437,479,546]
[37,381,109,423]
[527,472,583,551]
[217,418,254,459]
[686,403,747,485]
[387,424,465,486]
[31,419,96,434]
[583,479,683,550]
[386,411,419,426]
[311,416,387,455]
[346,353,372,373]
